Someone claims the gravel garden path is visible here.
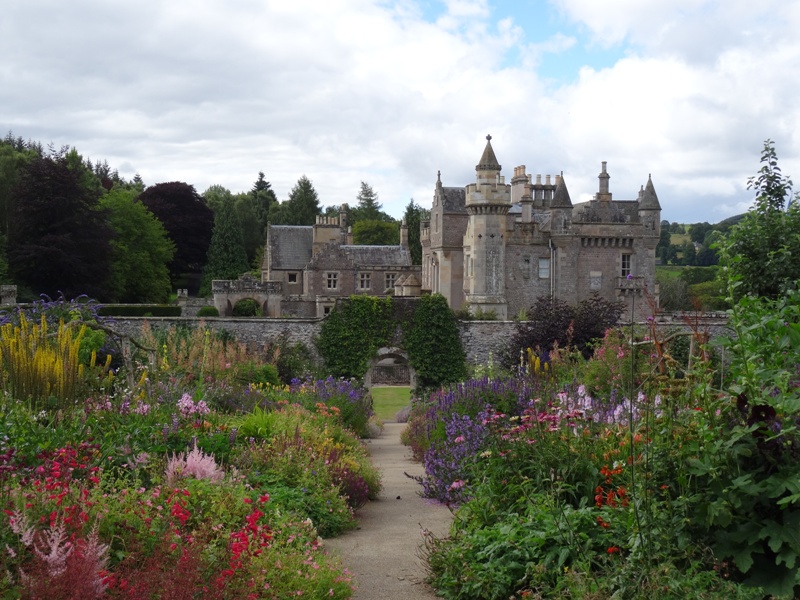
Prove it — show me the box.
[324,422,453,599]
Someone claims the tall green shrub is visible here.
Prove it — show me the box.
[402,294,467,390]
[317,296,394,378]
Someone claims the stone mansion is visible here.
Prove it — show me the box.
[258,136,660,319]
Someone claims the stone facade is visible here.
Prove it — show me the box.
[421,136,662,319]
[261,209,422,318]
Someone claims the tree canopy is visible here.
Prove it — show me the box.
[138,182,214,283]
[101,187,175,303]
[269,175,321,225]
[201,197,251,296]
[403,199,428,265]
[7,148,113,300]
[720,139,800,299]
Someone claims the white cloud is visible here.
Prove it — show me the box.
[1,0,799,224]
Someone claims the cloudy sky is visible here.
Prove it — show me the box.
[3,0,799,223]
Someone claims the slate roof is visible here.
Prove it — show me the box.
[639,176,661,210]
[441,187,467,213]
[341,245,412,267]
[476,136,501,172]
[269,226,313,269]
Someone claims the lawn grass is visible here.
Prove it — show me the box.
[371,386,411,422]
[656,265,685,279]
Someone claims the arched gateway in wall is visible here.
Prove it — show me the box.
[363,347,416,390]
[212,275,283,317]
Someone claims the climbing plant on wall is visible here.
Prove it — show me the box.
[402,293,468,390]
[317,295,394,378]
[316,293,468,391]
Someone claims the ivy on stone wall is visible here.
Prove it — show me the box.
[401,294,468,390]
[316,293,468,390]
[317,295,394,378]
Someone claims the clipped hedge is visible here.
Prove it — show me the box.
[98,305,183,317]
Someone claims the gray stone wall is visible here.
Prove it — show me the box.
[111,317,324,361]
[108,314,729,372]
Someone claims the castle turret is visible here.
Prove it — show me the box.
[550,173,573,235]
[638,174,661,237]
[463,134,510,319]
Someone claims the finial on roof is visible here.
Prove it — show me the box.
[639,174,661,210]
[437,170,441,182]
[476,135,501,172]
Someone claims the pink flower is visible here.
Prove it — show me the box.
[448,480,465,491]
[454,435,465,443]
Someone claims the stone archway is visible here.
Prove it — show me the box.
[212,275,282,317]
[363,347,416,390]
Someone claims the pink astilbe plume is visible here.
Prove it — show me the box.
[165,444,225,486]
[16,520,110,600]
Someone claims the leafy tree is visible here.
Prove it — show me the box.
[352,219,399,245]
[506,293,625,366]
[200,197,251,296]
[720,139,800,299]
[657,275,691,311]
[270,175,321,225]
[202,184,233,213]
[138,182,214,284]
[7,149,113,300]
[0,138,36,239]
[100,187,175,303]
[403,199,428,265]
[656,223,672,263]
[680,241,697,266]
[689,222,713,244]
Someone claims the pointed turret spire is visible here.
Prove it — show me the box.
[639,174,661,210]
[551,173,573,208]
[476,134,501,172]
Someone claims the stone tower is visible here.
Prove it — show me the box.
[463,135,511,319]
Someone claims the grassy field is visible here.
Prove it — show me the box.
[371,386,411,422]
[656,265,685,279]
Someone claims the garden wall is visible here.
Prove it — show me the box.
[109,317,517,367]
[109,315,731,369]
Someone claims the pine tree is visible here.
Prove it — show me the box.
[200,198,250,296]
[353,181,382,222]
[273,175,321,225]
[251,171,277,225]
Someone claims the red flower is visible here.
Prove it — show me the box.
[607,546,620,554]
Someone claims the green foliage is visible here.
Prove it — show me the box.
[688,279,729,311]
[402,294,468,390]
[7,148,113,300]
[137,181,214,286]
[352,219,399,245]
[351,181,383,223]
[100,187,175,303]
[679,288,800,597]
[269,175,321,226]
[195,305,220,317]
[317,295,394,379]
[200,197,251,296]
[453,305,498,320]
[720,139,800,299]
[403,199,429,265]
[231,298,261,317]
[273,337,317,384]
[233,361,279,387]
[97,305,182,317]
[507,293,625,366]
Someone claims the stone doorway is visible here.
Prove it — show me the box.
[364,347,416,390]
